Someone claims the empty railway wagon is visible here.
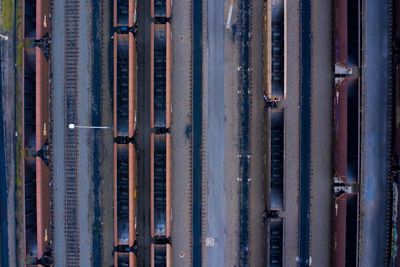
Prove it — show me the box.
[23,0,52,265]
[263,1,286,265]
[150,0,172,266]
[113,0,137,266]
[331,0,361,266]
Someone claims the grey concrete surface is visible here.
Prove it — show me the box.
[170,0,193,265]
[221,0,240,264]
[278,0,300,265]
[136,0,152,264]
[359,0,391,265]
[51,0,67,264]
[248,0,266,264]
[204,0,227,265]
[98,0,114,265]
[309,0,333,265]
[76,0,93,265]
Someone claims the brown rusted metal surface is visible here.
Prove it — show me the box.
[332,0,353,265]
[23,45,36,264]
[166,244,172,267]
[113,144,118,246]
[166,0,172,19]
[166,22,172,129]
[150,23,155,129]
[36,0,50,38]
[129,251,137,266]
[334,0,348,183]
[113,0,117,27]
[150,133,155,237]
[331,191,359,267]
[113,33,118,137]
[334,80,348,183]
[332,193,347,267]
[129,33,137,135]
[35,50,51,261]
[335,0,347,66]
[35,0,51,262]
[165,133,172,237]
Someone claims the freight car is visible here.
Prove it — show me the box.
[23,0,52,265]
[113,0,137,266]
[150,1,172,266]
[263,0,285,264]
[331,0,360,265]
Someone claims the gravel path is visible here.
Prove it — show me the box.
[204,0,227,265]
[170,0,193,265]
[51,0,67,264]
[248,0,265,264]
[76,0,93,266]
[276,0,301,264]
[309,0,333,264]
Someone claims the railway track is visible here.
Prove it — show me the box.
[238,0,252,265]
[64,0,80,265]
[191,0,203,265]
[299,0,312,265]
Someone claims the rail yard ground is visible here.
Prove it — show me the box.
[275,0,302,265]
[309,0,333,265]
[136,0,152,265]
[52,0,95,265]
[248,0,265,264]
[0,1,16,264]
[170,0,192,265]
[359,0,391,265]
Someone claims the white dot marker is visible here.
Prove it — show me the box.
[68,123,75,129]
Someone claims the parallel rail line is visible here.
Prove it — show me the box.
[299,0,312,265]
[192,0,203,265]
[238,0,252,265]
[64,0,80,265]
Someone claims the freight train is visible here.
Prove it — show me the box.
[331,0,361,266]
[113,0,137,266]
[23,0,52,265]
[150,0,172,266]
[263,0,285,265]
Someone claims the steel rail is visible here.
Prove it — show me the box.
[64,0,80,265]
